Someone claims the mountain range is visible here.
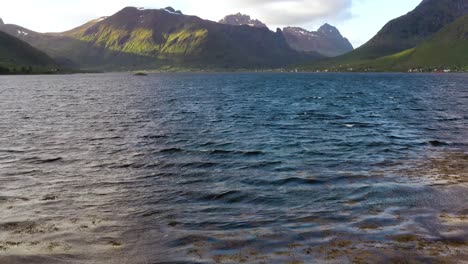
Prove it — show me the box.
[1,0,467,72]
[219,13,353,57]
[282,24,353,57]
[0,7,322,71]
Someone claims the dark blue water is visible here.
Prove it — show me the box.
[0,73,467,263]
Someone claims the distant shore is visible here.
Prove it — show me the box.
[1,68,468,76]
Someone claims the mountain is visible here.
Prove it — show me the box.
[338,0,468,61]
[0,28,56,73]
[0,21,154,70]
[304,0,468,71]
[368,14,468,71]
[1,7,317,70]
[219,14,353,57]
[307,15,468,72]
[282,24,353,57]
[403,14,468,69]
[219,13,268,29]
[64,7,316,69]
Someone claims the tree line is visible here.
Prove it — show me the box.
[0,65,36,74]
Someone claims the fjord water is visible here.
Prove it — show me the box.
[0,73,467,263]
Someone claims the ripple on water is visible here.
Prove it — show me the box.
[0,73,467,263]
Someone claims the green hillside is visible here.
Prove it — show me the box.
[343,0,468,61]
[0,23,159,70]
[0,31,56,73]
[396,15,468,70]
[319,15,468,72]
[303,0,468,72]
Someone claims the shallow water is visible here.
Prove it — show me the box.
[0,73,467,263]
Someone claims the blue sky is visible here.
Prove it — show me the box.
[1,0,421,47]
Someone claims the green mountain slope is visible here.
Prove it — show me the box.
[403,15,468,69]
[375,15,468,70]
[308,15,468,72]
[1,7,319,70]
[0,23,159,70]
[333,0,468,63]
[303,0,468,71]
[0,31,56,72]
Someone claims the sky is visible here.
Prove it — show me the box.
[0,0,421,47]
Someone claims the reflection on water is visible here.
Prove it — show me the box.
[400,151,468,185]
[0,73,467,263]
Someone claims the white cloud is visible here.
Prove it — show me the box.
[0,0,353,32]
[225,0,353,25]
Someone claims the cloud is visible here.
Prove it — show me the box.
[224,0,353,25]
[0,0,353,33]
[0,0,177,32]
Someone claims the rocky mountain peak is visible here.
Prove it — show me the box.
[282,24,353,57]
[318,23,341,37]
[0,18,4,25]
[219,13,268,29]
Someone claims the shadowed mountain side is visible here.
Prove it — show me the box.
[282,24,353,57]
[218,13,353,57]
[0,30,56,71]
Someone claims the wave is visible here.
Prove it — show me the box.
[23,156,63,164]
[244,177,324,187]
[199,190,249,204]
[207,149,264,156]
[427,140,451,147]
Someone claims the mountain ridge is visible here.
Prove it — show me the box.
[1,7,320,70]
[218,13,353,57]
[282,24,353,57]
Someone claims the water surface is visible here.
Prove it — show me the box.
[0,73,467,263]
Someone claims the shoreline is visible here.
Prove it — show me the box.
[2,70,468,76]
[1,62,468,76]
